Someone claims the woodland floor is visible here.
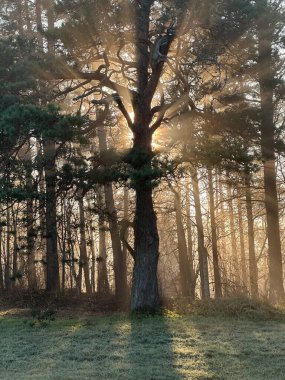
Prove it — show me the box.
[0,311,285,380]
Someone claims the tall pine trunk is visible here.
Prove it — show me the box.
[87,200,96,294]
[26,147,37,291]
[227,184,240,289]
[12,209,18,287]
[236,188,247,291]
[0,222,4,290]
[97,124,127,301]
[43,1,59,293]
[97,188,110,295]
[185,178,196,300]
[171,185,193,298]
[244,172,258,297]
[191,167,210,299]
[5,206,11,290]
[78,191,92,294]
[43,139,59,292]
[208,169,222,298]
[217,175,229,295]
[257,2,284,303]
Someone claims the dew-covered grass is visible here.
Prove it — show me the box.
[0,313,285,379]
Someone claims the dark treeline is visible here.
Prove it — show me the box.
[0,0,284,312]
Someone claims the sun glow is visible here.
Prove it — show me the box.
[124,111,163,150]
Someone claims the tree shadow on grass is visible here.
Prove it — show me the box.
[6,314,276,379]
[1,314,181,380]
[126,314,182,380]
[42,314,182,379]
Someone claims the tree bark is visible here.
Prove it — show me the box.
[131,186,160,311]
[24,0,32,36]
[191,167,210,299]
[172,185,193,298]
[5,206,11,290]
[217,175,229,295]
[185,178,196,300]
[130,1,162,312]
[227,184,240,289]
[97,187,110,295]
[0,223,4,290]
[97,124,128,301]
[66,209,74,290]
[43,1,59,293]
[43,139,59,292]
[122,187,130,294]
[78,191,92,294]
[257,2,284,303]
[236,188,248,292]
[60,199,66,293]
[244,172,258,297]
[208,169,222,298]
[12,208,18,287]
[16,0,24,34]
[26,147,37,291]
[35,0,44,49]
[87,199,96,294]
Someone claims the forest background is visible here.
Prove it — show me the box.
[0,0,284,314]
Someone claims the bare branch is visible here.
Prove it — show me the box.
[119,219,135,259]
[112,94,135,132]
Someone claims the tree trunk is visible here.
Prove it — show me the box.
[24,0,32,36]
[244,172,258,297]
[122,187,130,292]
[217,175,229,295]
[208,169,222,298]
[0,225,4,290]
[227,184,240,289]
[66,211,74,290]
[236,188,248,292]
[38,150,47,288]
[5,206,11,290]
[97,187,110,295]
[172,185,193,298]
[26,148,37,291]
[87,200,96,294]
[191,167,210,299]
[42,1,59,292]
[12,209,18,287]
[97,124,128,301]
[43,139,59,292]
[131,186,160,311]
[78,192,92,294]
[185,178,196,300]
[27,201,37,291]
[0,225,4,291]
[131,0,177,311]
[35,0,44,49]
[60,200,66,293]
[129,0,163,312]
[257,3,284,304]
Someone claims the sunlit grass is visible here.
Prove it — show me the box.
[0,314,285,379]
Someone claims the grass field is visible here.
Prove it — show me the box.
[0,312,285,380]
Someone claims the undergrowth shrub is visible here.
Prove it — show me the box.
[29,308,57,327]
[171,296,285,321]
